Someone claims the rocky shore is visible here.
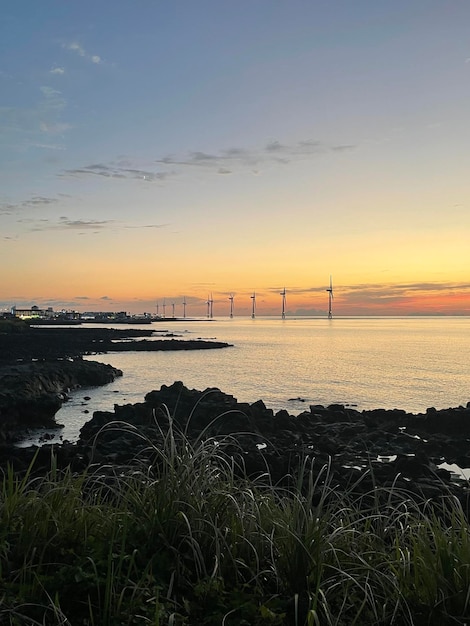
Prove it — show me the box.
[0,359,122,442]
[2,379,470,510]
[0,324,231,362]
[0,322,231,441]
[1,321,469,509]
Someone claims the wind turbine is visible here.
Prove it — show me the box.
[171,302,175,318]
[182,296,187,319]
[280,287,286,319]
[206,294,211,318]
[156,302,159,317]
[162,298,166,319]
[229,293,234,318]
[251,292,256,319]
[326,276,334,319]
[209,293,214,319]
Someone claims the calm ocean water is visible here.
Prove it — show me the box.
[26,316,470,445]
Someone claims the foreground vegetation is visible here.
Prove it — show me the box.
[1,419,470,625]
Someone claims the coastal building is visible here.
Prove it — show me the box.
[10,305,81,321]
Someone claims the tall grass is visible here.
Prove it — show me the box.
[1,410,470,625]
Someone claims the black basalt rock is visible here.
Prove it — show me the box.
[0,360,122,441]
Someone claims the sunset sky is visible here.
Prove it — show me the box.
[1,1,469,316]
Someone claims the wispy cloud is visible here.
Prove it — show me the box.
[329,282,470,315]
[6,201,170,235]
[40,86,66,113]
[0,82,71,149]
[39,121,72,134]
[50,66,65,75]
[60,163,171,182]
[31,142,66,150]
[0,196,59,214]
[60,138,356,186]
[342,281,470,299]
[64,42,102,64]
[155,138,356,173]
[18,216,114,232]
[127,223,169,229]
[37,86,71,141]
[265,281,470,313]
[0,99,68,155]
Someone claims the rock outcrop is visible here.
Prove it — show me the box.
[72,381,470,504]
[0,324,231,441]
[0,359,122,441]
[0,326,231,362]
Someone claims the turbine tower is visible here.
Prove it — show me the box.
[206,294,211,319]
[156,303,159,317]
[251,292,256,319]
[171,302,175,318]
[280,287,286,319]
[209,293,214,319]
[162,298,166,319]
[326,276,334,319]
[229,293,234,318]
[182,296,187,319]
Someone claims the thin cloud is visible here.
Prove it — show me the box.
[9,208,169,234]
[0,84,70,146]
[50,67,65,75]
[59,137,356,187]
[40,86,66,112]
[40,122,72,134]
[332,144,356,152]
[57,218,113,229]
[340,282,470,305]
[0,202,16,214]
[0,195,62,215]
[64,42,102,64]
[155,137,357,172]
[32,142,66,150]
[266,140,286,152]
[60,163,170,182]
[126,223,170,229]
[26,196,59,206]
[271,281,470,304]
[23,217,114,232]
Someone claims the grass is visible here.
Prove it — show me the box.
[1,412,470,625]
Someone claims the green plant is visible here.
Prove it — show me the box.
[1,411,470,625]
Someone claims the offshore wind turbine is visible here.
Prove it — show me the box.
[326,276,334,319]
[229,293,234,318]
[280,287,286,319]
[162,298,166,319]
[206,294,214,319]
[251,292,256,319]
[182,296,187,319]
[171,302,175,318]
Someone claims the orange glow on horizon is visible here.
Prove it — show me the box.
[4,284,467,317]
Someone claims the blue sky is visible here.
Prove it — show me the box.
[1,1,469,315]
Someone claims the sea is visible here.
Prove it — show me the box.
[21,315,469,447]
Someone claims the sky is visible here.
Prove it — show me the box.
[1,1,469,317]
